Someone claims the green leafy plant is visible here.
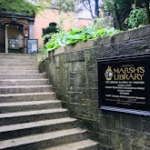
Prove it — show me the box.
[125,7,147,28]
[39,27,120,54]
[42,22,58,44]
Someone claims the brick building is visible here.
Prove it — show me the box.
[0,6,92,54]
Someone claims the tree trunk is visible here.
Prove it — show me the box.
[87,0,95,18]
[114,3,122,30]
[134,0,137,8]
[145,0,150,24]
[95,0,99,18]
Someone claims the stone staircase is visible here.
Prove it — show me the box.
[0,54,99,150]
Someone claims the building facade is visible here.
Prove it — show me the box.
[0,11,35,54]
[0,7,92,54]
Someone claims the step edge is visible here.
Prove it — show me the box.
[0,128,86,149]
[0,108,68,118]
[0,117,77,133]
[43,140,99,150]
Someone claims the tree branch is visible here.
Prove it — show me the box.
[87,0,94,18]
[145,0,150,24]
[81,0,90,12]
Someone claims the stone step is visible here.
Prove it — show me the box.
[0,92,56,102]
[0,63,37,67]
[43,140,99,150]
[0,70,39,73]
[0,128,87,150]
[0,58,36,64]
[0,100,61,113]
[0,108,68,126]
[0,79,49,86]
[0,54,37,59]
[0,73,46,79]
[0,65,38,70]
[0,85,51,94]
[0,117,77,140]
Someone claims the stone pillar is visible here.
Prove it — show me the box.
[29,20,34,39]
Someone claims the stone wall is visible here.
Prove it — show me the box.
[39,25,150,150]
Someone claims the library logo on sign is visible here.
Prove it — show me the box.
[105,66,113,81]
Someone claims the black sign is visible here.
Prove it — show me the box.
[98,53,150,116]
[27,39,38,54]
[11,18,17,22]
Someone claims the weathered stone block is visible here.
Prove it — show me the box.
[119,39,146,55]
[86,62,94,72]
[129,25,150,39]
[121,113,142,131]
[143,134,150,147]
[99,115,120,131]
[116,132,131,150]
[89,89,98,100]
[77,50,85,61]
[111,31,130,43]
[100,134,113,147]
[87,73,97,88]
[99,36,111,45]
[72,61,84,71]
[143,121,150,133]
[69,72,76,78]
[65,53,72,62]
[89,47,101,60]
[99,145,115,150]
[79,119,100,132]
[82,89,90,99]
[130,130,144,145]
[72,104,90,119]
[65,40,100,52]
[69,92,82,104]
[131,145,143,150]
[102,43,119,57]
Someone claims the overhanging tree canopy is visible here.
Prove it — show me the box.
[0,0,75,16]
[0,0,52,15]
[100,0,150,30]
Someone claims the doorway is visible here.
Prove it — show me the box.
[5,24,24,53]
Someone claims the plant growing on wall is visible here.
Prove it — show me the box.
[42,22,58,44]
[125,6,147,28]
[40,27,120,53]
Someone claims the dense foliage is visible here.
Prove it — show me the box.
[42,22,58,44]
[40,27,120,53]
[0,0,75,15]
[100,0,134,30]
[0,0,50,15]
[100,0,150,30]
[125,7,147,28]
[52,0,75,13]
